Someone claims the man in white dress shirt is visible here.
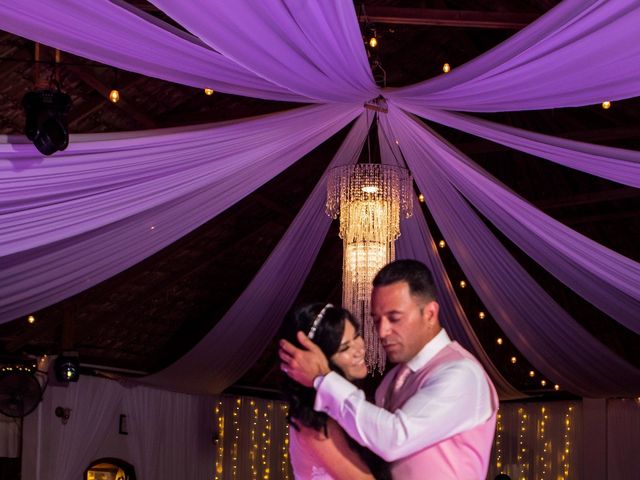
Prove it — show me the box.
[280,259,498,479]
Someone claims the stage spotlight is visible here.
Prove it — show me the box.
[22,89,72,156]
[54,354,80,382]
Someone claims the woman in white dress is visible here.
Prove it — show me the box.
[281,303,389,480]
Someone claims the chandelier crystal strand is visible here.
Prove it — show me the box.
[326,164,412,373]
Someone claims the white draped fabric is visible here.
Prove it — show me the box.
[0,414,19,458]
[23,376,215,480]
[39,376,124,480]
[606,399,640,480]
[124,385,215,480]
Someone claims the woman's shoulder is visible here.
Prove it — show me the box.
[292,420,329,444]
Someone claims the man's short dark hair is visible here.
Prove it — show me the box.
[372,259,437,301]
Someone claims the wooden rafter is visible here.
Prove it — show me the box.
[359,7,540,29]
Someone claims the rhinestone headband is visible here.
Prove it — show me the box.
[308,303,333,340]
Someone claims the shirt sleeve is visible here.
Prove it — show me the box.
[314,360,492,462]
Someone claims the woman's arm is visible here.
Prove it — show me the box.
[296,420,375,480]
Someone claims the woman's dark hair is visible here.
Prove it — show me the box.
[281,303,357,433]
[281,303,391,480]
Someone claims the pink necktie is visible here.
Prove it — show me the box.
[386,364,411,409]
[391,364,412,399]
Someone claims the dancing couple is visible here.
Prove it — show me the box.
[279,260,499,479]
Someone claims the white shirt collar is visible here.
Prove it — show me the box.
[406,328,451,372]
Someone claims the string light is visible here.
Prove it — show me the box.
[438,240,446,248]
[511,356,517,364]
[537,405,550,479]
[442,63,451,73]
[541,379,547,387]
[601,100,611,109]
[108,89,120,103]
[250,400,258,479]
[214,400,225,480]
[231,398,241,479]
[517,407,530,478]
[554,384,560,391]
[213,396,293,478]
[478,311,486,319]
[459,280,467,288]
[27,315,36,324]
[204,88,215,95]
[495,410,503,471]
[281,403,290,480]
[529,370,535,377]
[418,193,425,202]
[496,337,503,345]
[563,405,574,478]
[369,36,378,48]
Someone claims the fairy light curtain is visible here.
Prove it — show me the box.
[1,0,640,395]
[487,401,581,480]
[213,395,292,480]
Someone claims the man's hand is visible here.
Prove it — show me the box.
[279,331,331,387]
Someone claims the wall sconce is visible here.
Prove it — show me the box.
[119,414,128,435]
[55,406,71,425]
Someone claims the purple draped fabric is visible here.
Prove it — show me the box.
[146,113,371,393]
[390,106,640,333]
[0,0,307,102]
[1,0,639,396]
[150,0,378,103]
[377,119,523,400]
[399,106,640,189]
[0,104,360,323]
[381,105,640,397]
[388,0,640,111]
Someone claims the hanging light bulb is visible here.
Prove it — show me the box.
[529,370,535,377]
[554,384,560,391]
[109,89,120,103]
[478,311,486,319]
[510,356,517,364]
[442,63,451,73]
[418,193,425,203]
[27,315,36,324]
[496,337,503,345]
[369,36,378,48]
[601,100,611,109]
[204,88,215,96]
[438,240,446,248]
[541,379,547,387]
[459,280,466,288]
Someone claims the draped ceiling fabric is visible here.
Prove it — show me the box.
[1,0,639,397]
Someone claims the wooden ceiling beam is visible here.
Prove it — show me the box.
[127,2,539,30]
[68,76,149,127]
[359,7,540,29]
[63,64,159,129]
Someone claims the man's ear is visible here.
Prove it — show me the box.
[423,300,439,325]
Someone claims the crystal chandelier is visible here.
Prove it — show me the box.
[326,164,412,373]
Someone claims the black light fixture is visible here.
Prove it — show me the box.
[54,354,80,382]
[22,88,71,156]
